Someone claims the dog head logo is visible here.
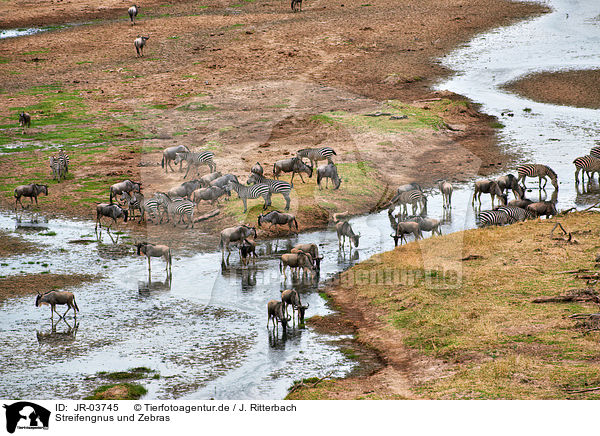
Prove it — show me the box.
[3,402,50,433]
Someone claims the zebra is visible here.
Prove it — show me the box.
[291,0,302,11]
[49,156,66,182]
[389,189,427,216]
[134,36,149,57]
[478,210,510,227]
[296,146,336,168]
[591,146,600,160]
[120,191,144,221]
[573,155,600,184]
[174,151,216,179]
[227,180,271,213]
[495,206,533,223]
[155,192,195,228]
[128,5,139,25]
[247,173,292,211]
[58,149,69,174]
[517,164,558,190]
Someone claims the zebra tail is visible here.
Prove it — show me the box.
[294,218,298,230]
[279,258,283,273]
[161,156,165,168]
[73,296,80,313]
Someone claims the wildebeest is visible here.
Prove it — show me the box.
[496,174,524,199]
[281,289,309,324]
[128,4,139,25]
[397,182,423,194]
[134,36,149,57]
[472,179,507,208]
[508,198,533,209]
[438,180,453,208]
[418,217,442,236]
[280,252,315,279]
[109,179,141,203]
[14,183,48,209]
[291,243,322,271]
[258,210,298,231]
[291,0,302,11]
[200,171,222,187]
[238,239,257,265]
[136,242,172,276]
[210,174,239,189]
[220,225,257,259]
[168,180,203,199]
[251,162,263,176]
[18,111,31,128]
[190,185,230,208]
[95,203,128,231]
[161,145,190,173]
[526,201,558,218]
[267,300,290,332]
[273,157,313,183]
[316,162,341,190]
[35,290,79,319]
[335,221,360,249]
[391,221,421,246]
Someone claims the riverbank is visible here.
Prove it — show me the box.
[288,212,600,399]
[505,69,600,109]
[0,0,547,241]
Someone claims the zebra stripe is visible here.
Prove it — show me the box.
[573,155,600,183]
[495,206,532,223]
[247,173,292,210]
[49,156,66,182]
[228,181,271,213]
[141,196,162,224]
[517,164,558,189]
[175,151,216,178]
[58,150,69,173]
[590,146,600,160]
[155,192,194,228]
[297,146,336,166]
[478,210,510,227]
[390,189,427,216]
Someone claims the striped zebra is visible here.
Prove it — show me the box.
[590,146,600,160]
[155,192,195,228]
[495,206,533,223]
[573,155,600,184]
[139,195,161,224]
[478,210,510,227]
[58,149,69,174]
[247,173,292,211]
[174,151,216,179]
[517,164,558,190]
[120,191,144,221]
[389,189,427,216]
[227,181,271,213]
[296,146,336,168]
[49,156,66,182]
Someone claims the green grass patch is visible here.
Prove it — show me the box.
[176,102,217,112]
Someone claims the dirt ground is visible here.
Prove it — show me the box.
[505,69,600,109]
[0,273,96,302]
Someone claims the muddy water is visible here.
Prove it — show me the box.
[2,0,600,400]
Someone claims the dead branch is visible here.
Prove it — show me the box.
[462,254,484,261]
[556,269,594,275]
[567,386,600,394]
[194,209,219,222]
[287,371,335,395]
[583,201,600,212]
[568,313,600,319]
[533,289,600,304]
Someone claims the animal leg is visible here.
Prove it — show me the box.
[63,306,71,318]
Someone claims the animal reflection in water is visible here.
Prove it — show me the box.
[136,242,172,277]
[575,181,600,206]
[220,262,259,290]
[14,211,49,230]
[267,324,302,348]
[36,318,79,345]
[138,273,172,293]
[35,290,79,319]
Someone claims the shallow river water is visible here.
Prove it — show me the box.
[1,0,600,399]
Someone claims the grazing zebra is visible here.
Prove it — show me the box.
[247,173,292,211]
[438,180,453,208]
[134,36,149,57]
[478,210,510,227]
[389,189,427,216]
[155,192,195,228]
[227,180,271,213]
[517,164,558,190]
[573,155,600,184]
[128,5,139,25]
[495,206,533,223]
[296,146,336,169]
[174,151,216,179]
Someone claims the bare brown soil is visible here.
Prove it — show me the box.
[0,231,37,258]
[505,69,600,109]
[0,273,97,302]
